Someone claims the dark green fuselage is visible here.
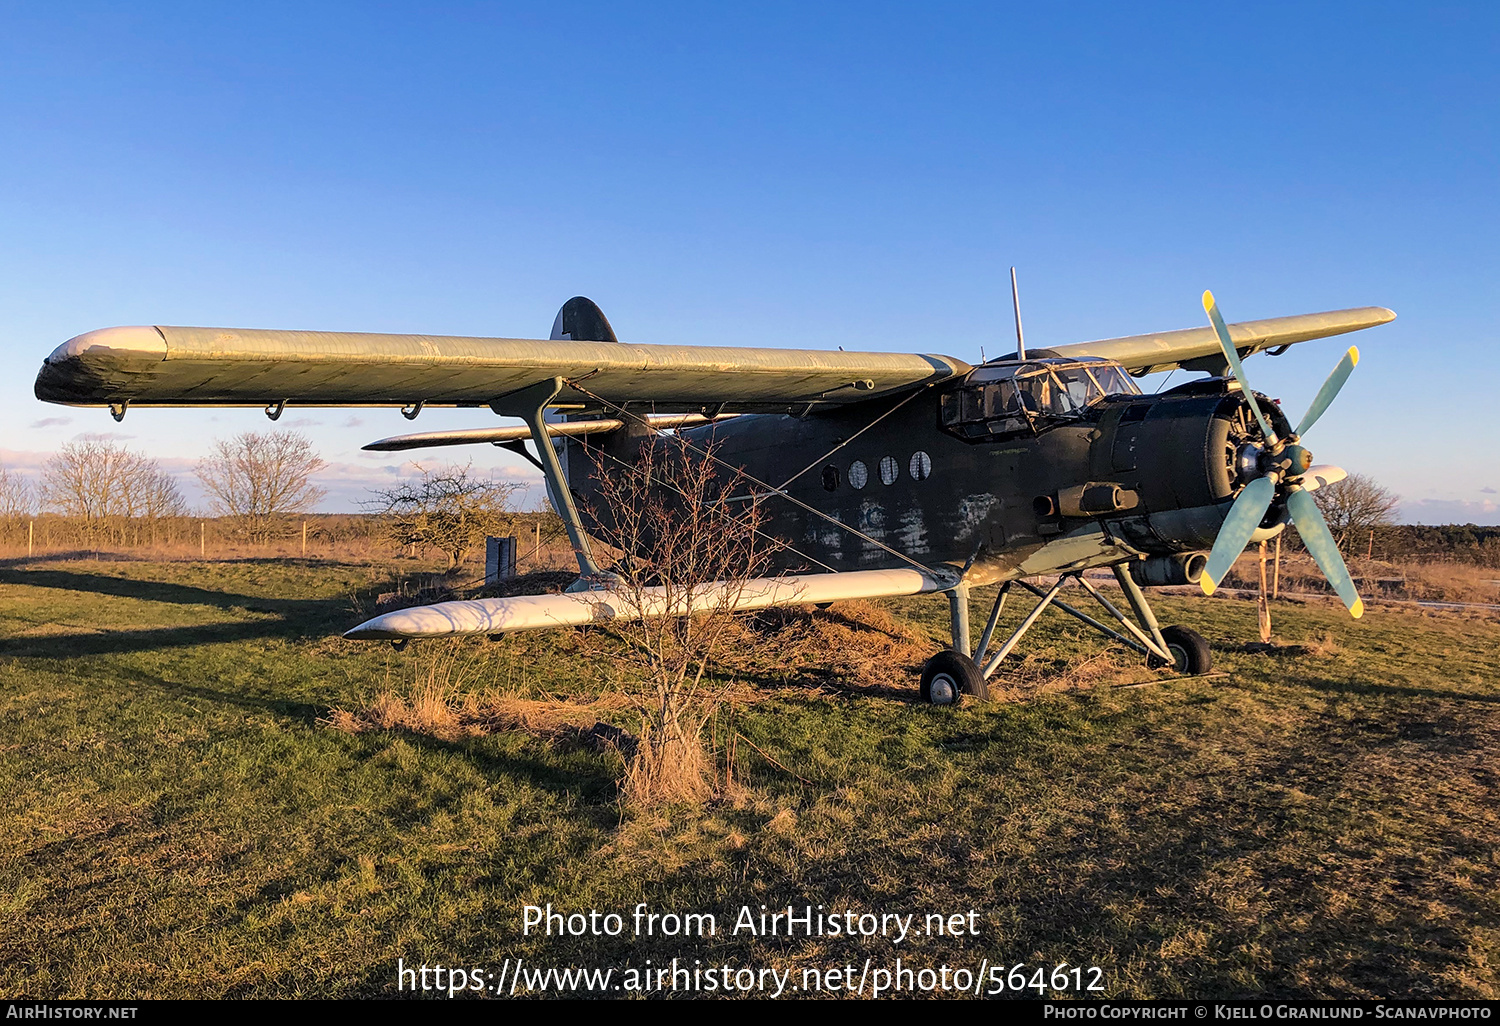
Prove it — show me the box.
[568,377,1286,586]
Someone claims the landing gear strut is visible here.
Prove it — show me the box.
[920,564,1211,706]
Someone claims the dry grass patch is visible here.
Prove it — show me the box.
[325,634,634,744]
[1402,561,1500,605]
[325,691,634,742]
[717,600,936,695]
[1223,550,1500,607]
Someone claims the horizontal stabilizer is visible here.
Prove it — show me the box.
[344,568,950,640]
[362,412,738,451]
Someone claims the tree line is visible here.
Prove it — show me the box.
[0,430,525,564]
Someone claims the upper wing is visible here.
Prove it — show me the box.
[34,305,1395,414]
[34,325,968,414]
[1049,306,1395,375]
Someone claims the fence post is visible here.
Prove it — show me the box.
[200,521,205,558]
[302,520,307,556]
[28,519,33,557]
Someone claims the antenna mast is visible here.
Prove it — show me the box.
[1010,266,1026,360]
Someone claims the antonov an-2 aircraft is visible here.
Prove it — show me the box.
[34,290,1393,705]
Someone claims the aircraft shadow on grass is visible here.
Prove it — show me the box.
[0,563,393,658]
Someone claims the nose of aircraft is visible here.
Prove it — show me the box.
[33,325,166,403]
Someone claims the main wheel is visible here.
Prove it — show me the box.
[919,650,988,706]
[1155,626,1212,675]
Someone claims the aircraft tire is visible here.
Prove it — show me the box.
[1157,626,1212,675]
[920,650,988,706]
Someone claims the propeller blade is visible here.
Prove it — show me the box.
[1286,488,1364,618]
[1300,465,1347,493]
[1295,346,1358,437]
[1201,475,1277,596]
[1203,291,1278,445]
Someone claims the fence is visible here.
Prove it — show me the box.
[0,512,572,567]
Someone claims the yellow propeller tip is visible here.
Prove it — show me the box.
[1201,290,1216,311]
[1348,346,1360,366]
[1200,577,1216,597]
[1351,598,1364,619]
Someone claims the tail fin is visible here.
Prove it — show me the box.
[549,297,618,342]
[546,298,620,504]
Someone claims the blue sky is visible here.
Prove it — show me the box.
[1,2,1496,522]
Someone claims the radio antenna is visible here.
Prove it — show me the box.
[1010,266,1026,360]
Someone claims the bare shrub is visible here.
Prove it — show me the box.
[196,431,327,545]
[588,438,778,806]
[363,462,518,569]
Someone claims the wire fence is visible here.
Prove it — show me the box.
[0,512,573,568]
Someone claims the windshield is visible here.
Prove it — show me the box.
[940,358,1139,439]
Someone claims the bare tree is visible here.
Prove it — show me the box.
[363,462,518,568]
[0,464,34,521]
[196,431,327,545]
[1310,472,1400,551]
[41,438,187,545]
[586,438,777,806]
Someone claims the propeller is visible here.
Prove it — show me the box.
[1198,291,1364,619]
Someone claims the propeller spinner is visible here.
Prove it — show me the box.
[1198,291,1364,618]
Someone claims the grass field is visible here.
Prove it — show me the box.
[1,556,1497,999]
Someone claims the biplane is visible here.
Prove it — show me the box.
[34,288,1393,704]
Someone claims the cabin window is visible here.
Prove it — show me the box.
[879,455,899,486]
[909,451,932,481]
[821,465,840,491]
[848,460,869,489]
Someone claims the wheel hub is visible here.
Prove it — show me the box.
[929,674,957,705]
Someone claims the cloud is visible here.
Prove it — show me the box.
[285,418,324,429]
[1400,497,1500,526]
[29,417,72,429]
[342,416,364,428]
[1482,487,1497,495]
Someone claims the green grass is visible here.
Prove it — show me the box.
[1,556,1497,999]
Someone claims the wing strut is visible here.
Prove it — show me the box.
[489,378,614,591]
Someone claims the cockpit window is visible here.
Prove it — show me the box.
[1086,363,1137,397]
[939,358,1139,440]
